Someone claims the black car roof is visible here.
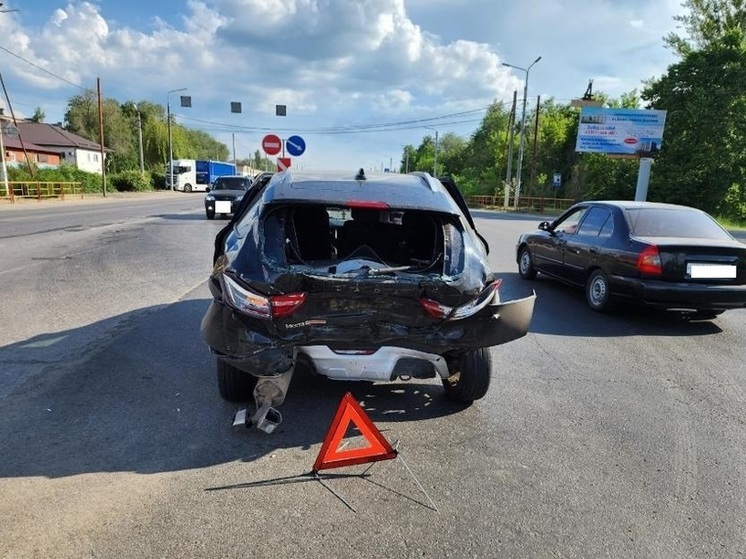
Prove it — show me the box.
[262,170,463,214]
[579,200,706,212]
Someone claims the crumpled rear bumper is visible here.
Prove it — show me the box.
[200,292,536,376]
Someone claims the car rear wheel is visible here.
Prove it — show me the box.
[518,246,537,280]
[586,269,613,312]
[217,358,257,402]
[206,209,215,220]
[442,348,492,403]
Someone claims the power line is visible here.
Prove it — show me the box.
[173,101,512,136]
[0,43,87,90]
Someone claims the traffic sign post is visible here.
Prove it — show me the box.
[262,134,282,156]
[277,157,292,172]
[285,135,306,157]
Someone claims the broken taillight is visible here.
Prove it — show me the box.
[637,245,662,277]
[419,279,502,320]
[222,274,306,319]
[270,293,307,318]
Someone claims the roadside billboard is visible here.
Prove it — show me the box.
[575,108,667,156]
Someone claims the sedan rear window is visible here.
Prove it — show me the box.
[626,208,732,240]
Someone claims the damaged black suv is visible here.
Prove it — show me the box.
[200,169,535,416]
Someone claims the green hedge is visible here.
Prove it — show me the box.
[108,170,153,192]
[7,165,156,193]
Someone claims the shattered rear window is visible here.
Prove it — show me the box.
[261,203,462,275]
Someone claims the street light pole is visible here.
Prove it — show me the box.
[0,120,8,197]
[134,103,144,172]
[424,126,439,177]
[167,88,187,191]
[503,56,541,207]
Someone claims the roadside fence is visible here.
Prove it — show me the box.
[465,195,575,215]
[1,181,84,203]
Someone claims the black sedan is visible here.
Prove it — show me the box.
[516,200,746,318]
[204,175,253,219]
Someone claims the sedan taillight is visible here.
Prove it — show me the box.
[222,274,306,319]
[419,279,502,320]
[637,245,662,277]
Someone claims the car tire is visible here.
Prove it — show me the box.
[184,184,193,193]
[586,269,613,312]
[518,246,537,280]
[442,348,492,403]
[217,359,257,402]
[206,209,215,220]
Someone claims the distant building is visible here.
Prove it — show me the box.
[2,115,109,174]
[3,134,62,168]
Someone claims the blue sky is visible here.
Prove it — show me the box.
[0,0,684,171]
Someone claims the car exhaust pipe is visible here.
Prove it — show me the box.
[250,402,283,434]
[231,367,294,434]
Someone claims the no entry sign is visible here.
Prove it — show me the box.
[262,134,282,156]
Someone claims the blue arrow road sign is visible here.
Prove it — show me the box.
[286,135,306,157]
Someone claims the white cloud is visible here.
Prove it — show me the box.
[0,0,686,169]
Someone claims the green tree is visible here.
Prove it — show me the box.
[64,91,136,173]
[437,132,467,176]
[457,101,512,195]
[399,145,416,173]
[643,30,746,216]
[30,107,45,123]
[666,0,746,55]
[524,98,577,197]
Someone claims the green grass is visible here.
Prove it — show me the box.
[716,216,746,231]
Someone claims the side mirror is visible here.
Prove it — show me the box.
[539,221,551,231]
[206,185,212,192]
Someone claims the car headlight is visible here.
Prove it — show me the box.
[205,195,215,201]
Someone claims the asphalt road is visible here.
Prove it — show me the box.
[1,194,745,558]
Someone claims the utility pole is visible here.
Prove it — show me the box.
[97,77,106,197]
[503,56,541,208]
[528,95,541,198]
[134,103,144,172]
[167,88,187,191]
[0,114,8,197]
[504,91,517,208]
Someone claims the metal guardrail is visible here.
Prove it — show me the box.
[465,195,575,215]
[1,181,84,203]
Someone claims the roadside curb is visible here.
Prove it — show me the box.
[0,190,186,210]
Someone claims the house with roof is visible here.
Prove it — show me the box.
[4,118,108,174]
[3,133,63,169]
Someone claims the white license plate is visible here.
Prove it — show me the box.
[687,263,737,279]
[215,201,232,214]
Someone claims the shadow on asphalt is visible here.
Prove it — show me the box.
[0,299,467,479]
[0,279,727,479]
[500,271,725,338]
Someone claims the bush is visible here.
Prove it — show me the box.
[7,164,103,193]
[151,170,167,190]
[108,170,153,192]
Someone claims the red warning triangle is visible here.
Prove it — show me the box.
[312,392,397,474]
